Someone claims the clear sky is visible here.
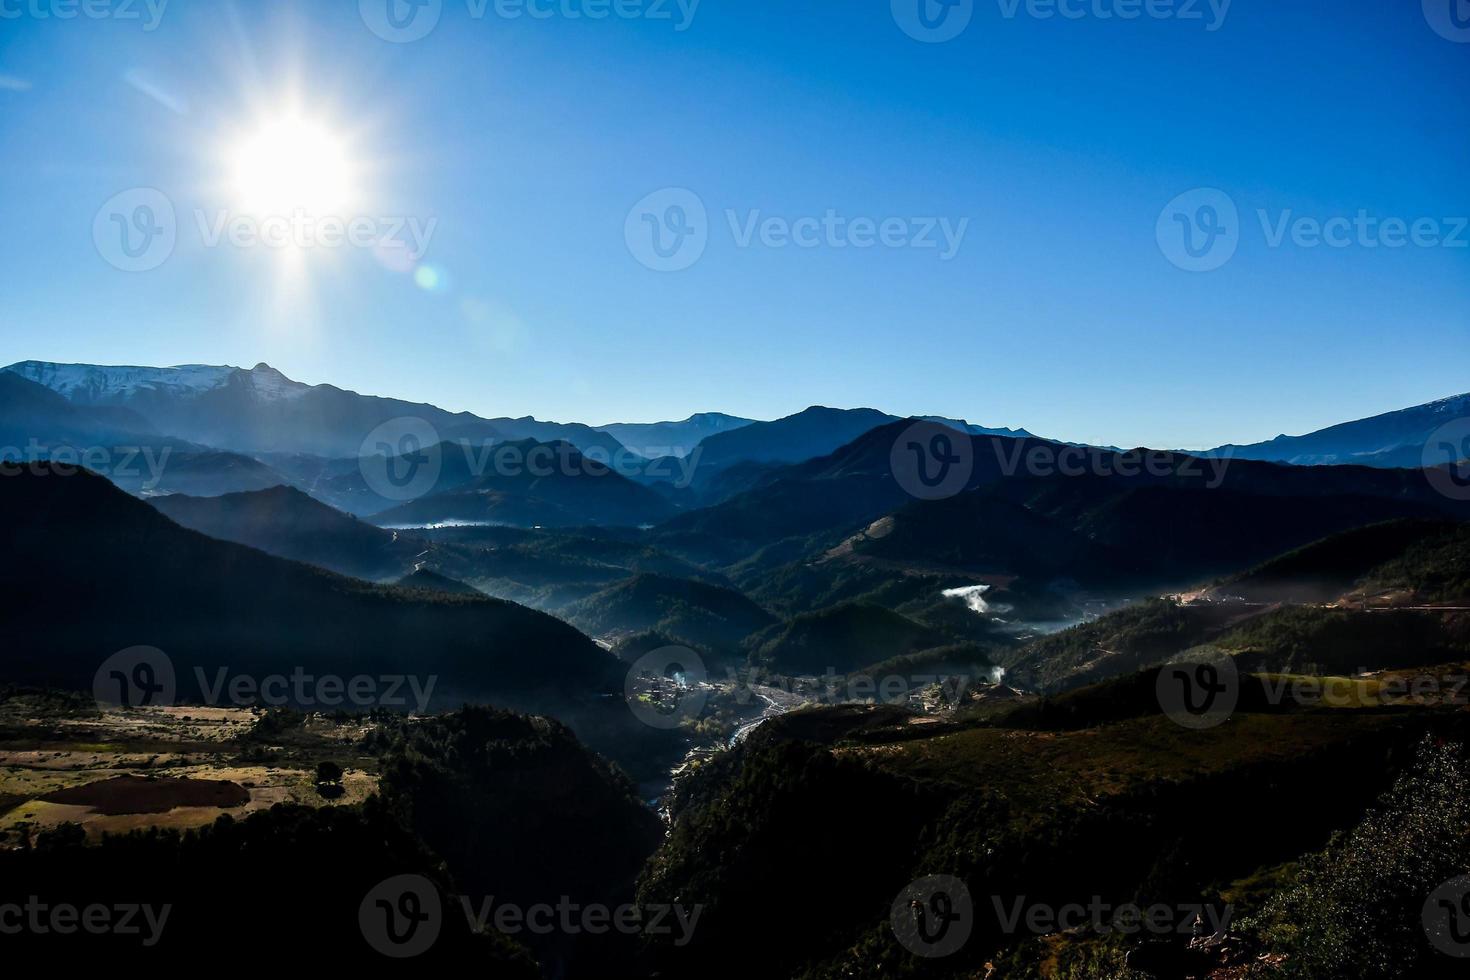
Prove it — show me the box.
[0,0,1465,449]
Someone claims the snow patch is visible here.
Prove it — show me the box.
[6,361,234,402]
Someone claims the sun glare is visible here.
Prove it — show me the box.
[226,113,356,217]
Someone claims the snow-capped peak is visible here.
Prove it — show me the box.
[3,360,310,404]
[237,362,309,400]
[4,360,235,403]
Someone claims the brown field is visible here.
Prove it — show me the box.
[0,693,383,845]
[39,774,250,814]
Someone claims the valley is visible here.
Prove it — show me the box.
[6,7,1462,974]
[3,359,1470,976]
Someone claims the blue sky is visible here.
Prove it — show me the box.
[0,0,1465,449]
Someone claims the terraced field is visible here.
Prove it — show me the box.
[0,691,380,843]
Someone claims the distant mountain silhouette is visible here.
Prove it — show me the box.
[563,572,778,660]
[151,484,420,581]
[597,413,754,458]
[745,602,945,674]
[1208,519,1456,604]
[689,407,898,472]
[5,360,633,461]
[0,371,294,497]
[0,370,156,448]
[396,567,484,595]
[658,420,1470,577]
[1209,391,1470,468]
[1,464,620,714]
[370,439,677,529]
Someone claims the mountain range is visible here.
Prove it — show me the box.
[9,360,1465,485]
[1207,391,1470,468]
[6,356,1470,980]
[5,360,629,461]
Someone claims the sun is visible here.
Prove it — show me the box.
[225,113,357,217]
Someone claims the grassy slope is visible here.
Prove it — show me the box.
[639,682,1469,979]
